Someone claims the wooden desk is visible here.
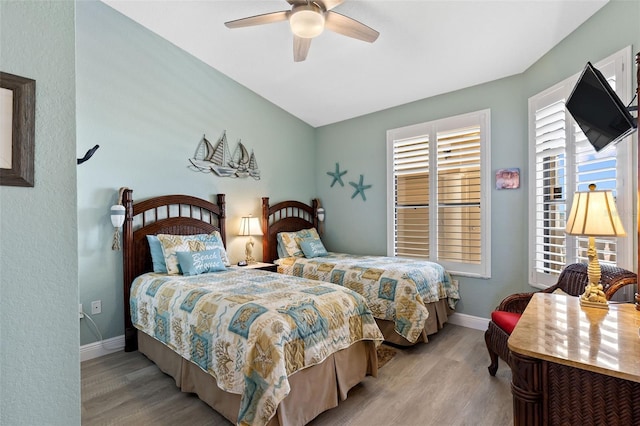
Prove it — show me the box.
[508,293,640,425]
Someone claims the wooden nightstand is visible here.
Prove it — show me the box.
[235,262,277,272]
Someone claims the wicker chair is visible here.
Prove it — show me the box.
[484,262,636,376]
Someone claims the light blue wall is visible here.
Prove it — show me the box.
[524,0,640,96]
[315,0,639,318]
[316,75,527,318]
[0,0,637,422]
[76,1,316,345]
[0,1,79,424]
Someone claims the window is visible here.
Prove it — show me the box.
[387,110,491,278]
[528,47,634,288]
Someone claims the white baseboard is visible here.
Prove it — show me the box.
[79,315,488,362]
[448,312,490,331]
[80,335,125,362]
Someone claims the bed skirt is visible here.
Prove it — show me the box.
[376,298,454,346]
[137,331,378,426]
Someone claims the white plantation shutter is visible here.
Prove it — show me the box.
[437,126,482,264]
[387,110,491,278]
[528,47,633,289]
[393,137,430,258]
[533,96,567,277]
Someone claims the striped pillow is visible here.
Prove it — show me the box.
[277,228,320,258]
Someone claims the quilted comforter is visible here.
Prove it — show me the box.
[130,268,383,426]
[276,253,459,343]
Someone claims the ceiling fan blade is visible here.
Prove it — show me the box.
[225,11,289,29]
[324,11,379,43]
[322,0,345,11]
[293,36,311,62]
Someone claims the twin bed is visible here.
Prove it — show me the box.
[122,190,458,425]
[261,197,459,346]
[122,190,382,426]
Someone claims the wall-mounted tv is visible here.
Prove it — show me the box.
[566,62,637,152]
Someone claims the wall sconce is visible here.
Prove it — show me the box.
[315,198,325,235]
[565,183,626,308]
[238,215,263,264]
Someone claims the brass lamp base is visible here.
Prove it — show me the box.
[579,297,609,309]
[580,236,608,309]
[580,280,609,309]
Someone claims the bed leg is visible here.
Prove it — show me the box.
[124,327,138,352]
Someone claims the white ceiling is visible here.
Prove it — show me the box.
[103,0,608,128]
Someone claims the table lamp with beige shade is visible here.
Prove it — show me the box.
[565,183,626,308]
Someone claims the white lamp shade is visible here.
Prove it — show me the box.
[565,187,626,237]
[290,8,325,38]
[238,216,263,237]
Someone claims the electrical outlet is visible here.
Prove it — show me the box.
[79,303,84,319]
[91,300,102,315]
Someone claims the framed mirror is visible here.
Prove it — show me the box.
[1,72,35,187]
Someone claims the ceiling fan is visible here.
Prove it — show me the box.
[224,0,379,62]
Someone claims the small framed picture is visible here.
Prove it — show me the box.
[496,168,520,190]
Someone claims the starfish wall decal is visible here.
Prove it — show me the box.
[327,162,347,187]
[349,174,372,201]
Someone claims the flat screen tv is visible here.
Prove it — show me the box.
[566,62,637,152]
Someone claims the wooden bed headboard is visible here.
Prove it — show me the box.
[261,197,319,263]
[122,189,226,352]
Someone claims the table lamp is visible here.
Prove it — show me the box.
[565,183,626,308]
[238,215,263,264]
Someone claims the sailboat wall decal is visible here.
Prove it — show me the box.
[248,150,260,180]
[188,134,216,171]
[230,141,250,178]
[188,131,261,180]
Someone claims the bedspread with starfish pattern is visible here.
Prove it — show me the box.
[130,268,383,426]
[276,253,459,343]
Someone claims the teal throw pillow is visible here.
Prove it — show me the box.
[276,239,288,259]
[176,249,226,276]
[299,238,328,258]
[147,235,168,273]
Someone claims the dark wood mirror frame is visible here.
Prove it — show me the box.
[0,72,35,187]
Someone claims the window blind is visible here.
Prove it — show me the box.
[393,128,483,262]
[394,137,429,258]
[533,99,567,275]
[388,109,490,278]
[437,126,482,264]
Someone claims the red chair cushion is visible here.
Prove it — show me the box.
[491,311,522,335]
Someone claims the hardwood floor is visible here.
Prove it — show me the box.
[81,325,513,425]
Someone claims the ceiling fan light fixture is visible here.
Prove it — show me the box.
[290,8,325,39]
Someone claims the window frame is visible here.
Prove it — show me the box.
[527,46,635,289]
[386,109,492,278]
